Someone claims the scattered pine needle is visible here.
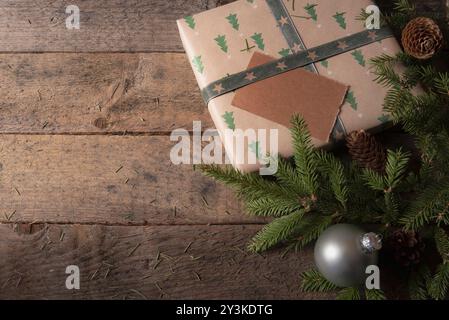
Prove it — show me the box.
[201,195,209,207]
[153,259,161,270]
[129,289,148,300]
[193,271,202,281]
[115,165,123,173]
[154,282,164,293]
[128,243,141,257]
[160,253,174,260]
[184,241,193,253]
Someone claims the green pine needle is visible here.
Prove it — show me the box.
[428,263,449,300]
[435,228,449,260]
[290,115,319,196]
[401,181,449,231]
[316,150,348,209]
[385,148,411,189]
[275,156,308,196]
[362,169,385,191]
[246,197,301,217]
[409,265,431,300]
[365,289,386,300]
[336,287,361,300]
[199,164,289,201]
[300,269,339,292]
[290,215,334,250]
[248,210,305,252]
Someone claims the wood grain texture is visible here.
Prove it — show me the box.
[0,0,443,53]
[0,135,260,225]
[0,223,332,299]
[0,53,212,133]
[0,0,233,53]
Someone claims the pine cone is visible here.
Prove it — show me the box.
[346,130,386,173]
[387,230,425,267]
[401,17,443,60]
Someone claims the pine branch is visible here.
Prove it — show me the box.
[435,228,449,260]
[199,164,290,201]
[300,269,339,292]
[290,115,319,196]
[393,0,416,15]
[435,72,449,95]
[316,150,348,209]
[245,197,301,217]
[248,210,305,252]
[362,168,385,191]
[384,191,401,224]
[428,262,449,300]
[336,287,361,300]
[409,265,431,300]
[370,54,404,87]
[275,156,308,196]
[384,0,416,29]
[385,148,410,189]
[365,289,386,300]
[289,214,334,251]
[401,181,449,231]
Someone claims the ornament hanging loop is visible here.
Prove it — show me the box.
[360,232,382,253]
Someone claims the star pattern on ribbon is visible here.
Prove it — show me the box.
[307,51,318,60]
[291,43,303,54]
[337,41,349,50]
[367,31,378,41]
[244,72,257,81]
[278,16,289,26]
[213,83,224,94]
[276,61,287,71]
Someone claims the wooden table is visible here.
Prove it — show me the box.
[0,0,444,299]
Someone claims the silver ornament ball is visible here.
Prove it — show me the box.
[314,224,381,287]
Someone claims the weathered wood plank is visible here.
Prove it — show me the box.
[0,53,212,133]
[0,223,331,299]
[0,0,443,53]
[0,0,231,52]
[0,135,258,225]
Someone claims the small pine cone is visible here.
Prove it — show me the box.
[401,17,443,60]
[346,130,386,173]
[387,230,425,267]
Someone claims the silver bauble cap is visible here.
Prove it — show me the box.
[360,232,382,253]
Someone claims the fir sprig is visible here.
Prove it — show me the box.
[300,269,339,292]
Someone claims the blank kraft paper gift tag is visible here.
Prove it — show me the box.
[232,52,349,142]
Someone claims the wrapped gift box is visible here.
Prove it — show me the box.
[177,0,402,172]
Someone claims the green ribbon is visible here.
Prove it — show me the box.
[201,27,394,104]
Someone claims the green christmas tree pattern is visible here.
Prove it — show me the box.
[378,114,390,123]
[215,35,228,53]
[222,111,236,131]
[333,12,346,29]
[251,33,265,51]
[226,13,239,31]
[352,50,366,67]
[184,16,195,30]
[345,90,358,110]
[304,4,318,21]
[192,56,204,74]
[278,48,291,57]
[320,59,329,68]
[249,141,262,160]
